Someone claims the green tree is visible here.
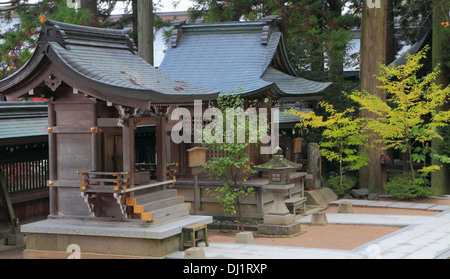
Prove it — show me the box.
[202,94,258,231]
[290,101,369,190]
[0,0,95,79]
[349,46,450,186]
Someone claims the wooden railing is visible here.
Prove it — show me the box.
[135,162,178,180]
[77,171,131,193]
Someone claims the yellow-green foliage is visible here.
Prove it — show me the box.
[348,46,450,185]
[289,102,369,188]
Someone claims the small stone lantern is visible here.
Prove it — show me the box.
[254,147,302,235]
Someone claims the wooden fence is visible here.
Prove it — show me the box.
[0,158,48,193]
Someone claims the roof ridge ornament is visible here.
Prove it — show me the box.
[261,15,282,26]
[39,15,71,50]
[261,15,281,45]
[170,20,186,48]
[261,25,271,45]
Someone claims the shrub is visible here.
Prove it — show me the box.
[326,175,357,197]
[385,172,435,200]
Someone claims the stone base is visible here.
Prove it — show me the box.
[4,233,25,246]
[235,232,255,244]
[184,247,206,259]
[310,212,328,226]
[257,222,300,236]
[20,215,212,259]
[263,213,295,225]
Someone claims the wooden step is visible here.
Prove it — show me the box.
[126,189,177,207]
[145,203,190,224]
[133,196,184,214]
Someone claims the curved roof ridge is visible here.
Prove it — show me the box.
[159,19,331,98]
[0,18,219,107]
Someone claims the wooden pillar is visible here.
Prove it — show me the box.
[123,118,135,187]
[91,101,100,172]
[48,102,58,216]
[156,116,167,181]
[193,173,199,214]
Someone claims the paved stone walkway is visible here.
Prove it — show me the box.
[168,200,450,259]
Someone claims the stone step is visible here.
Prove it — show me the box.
[134,196,184,214]
[144,203,190,224]
[126,189,177,207]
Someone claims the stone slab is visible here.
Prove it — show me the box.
[258,223,300,236]
[167,242,364,259]
[428,205,450,211]
[297,213,448,226]
[263,214,295,225]
[329,200,448,211]
[386,202,415,208]
[20,215,213,240]
[406,203,436,210]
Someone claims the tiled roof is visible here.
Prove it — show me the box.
[0,102,48,140]
[0,18,219,106]
[388,31,431,68]
[159,19,331,98]
[262,67,331,96]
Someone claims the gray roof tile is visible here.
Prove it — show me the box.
[159,21,331,97]
[0,19,219,105]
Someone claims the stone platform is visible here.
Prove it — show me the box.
[20,215,212,259]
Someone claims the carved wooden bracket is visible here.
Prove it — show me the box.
[45,74,62,91]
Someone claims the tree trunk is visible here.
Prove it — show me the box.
[137,0,154,65]
[79,0,97,15]
[359,0,394,194]
[431,0,450,195]
[326,0,345,83]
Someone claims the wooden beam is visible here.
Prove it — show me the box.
[98,117,159,127]
[91,102,101,172]
[122,118,135,186]
[156,117,167,181]
[48,103,58,216]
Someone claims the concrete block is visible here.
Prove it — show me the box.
[235,232,255,244]
[184,247,206,259]
[310,212,328,226]
[5,233,24,246]
[338,201,353,213]
[263,213,295,225]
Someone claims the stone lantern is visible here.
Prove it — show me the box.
[254,147,302,235]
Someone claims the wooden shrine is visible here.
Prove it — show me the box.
[0,17,218,258]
